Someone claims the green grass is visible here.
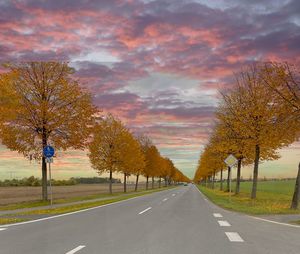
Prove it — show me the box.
[8,187,175,217]
[198,180,300,215]
[0,218,28,225]
[292,220,300,225]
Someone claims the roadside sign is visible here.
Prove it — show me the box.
[43,146,55,158]
[224,154,238,167]
[45,157,53,163]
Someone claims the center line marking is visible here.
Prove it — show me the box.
[162,198,168,202]
[139,207,152,215]
[0,228,7,231]
[218,220,231,227]
[213,213,223,218]
[66,245,86,254]
[225,232,244,242]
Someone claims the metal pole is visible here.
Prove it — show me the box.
[229,166,232,202]
[49,161,53,207]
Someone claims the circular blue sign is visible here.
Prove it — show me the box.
[43,146,55,158]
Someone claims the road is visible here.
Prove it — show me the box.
[0,185,299,254]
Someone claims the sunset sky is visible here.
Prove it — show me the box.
[0,0,299,180]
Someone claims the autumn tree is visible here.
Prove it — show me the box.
[143,145,160,189]
[261,62,300,209]
[135,134,152,191]
[0,62,97,201]
[118,131,145,193]
[220,63,296,199]
[89,114,128,194]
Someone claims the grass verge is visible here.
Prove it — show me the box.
[0,218,28,225]
[0,188,166,211]
[198,181,300,215]
[4,187,175,218]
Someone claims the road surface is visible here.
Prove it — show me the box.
[0,185,299,254]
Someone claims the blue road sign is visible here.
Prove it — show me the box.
[43,145,55,158]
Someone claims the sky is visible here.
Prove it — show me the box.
[0,0,299,180]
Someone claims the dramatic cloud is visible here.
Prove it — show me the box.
[0,0,299,178]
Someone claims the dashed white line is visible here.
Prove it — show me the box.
[213,213,223,218]
[139,207,152,215]
[218,220,231,227]
[225,232,244,242]
[162,198,168,202]
[66,245,86,254]
[0,228,7,231]
[172,194,176,197]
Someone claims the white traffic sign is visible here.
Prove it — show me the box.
[46,157,53,163]
[224,154,238,167]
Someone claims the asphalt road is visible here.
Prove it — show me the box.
[0,185,299,254]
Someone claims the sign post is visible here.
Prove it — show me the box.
[224,154,238,201]
[43,146,55,207]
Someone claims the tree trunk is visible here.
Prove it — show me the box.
[251,144,260,199]
[235,158,242,195]
[227,166,231,192]
[212,171,216,189]
[205,177,207,187]
[220,168,223,191]
[164,177,167,187]
[41,135,48,201]
[135,174,139,192]
[109,170,113,194]
[291,162,300,209]
[146,176,149,190]
[152,176,154,189]
[124,173,127,193]
[159,177,161,188]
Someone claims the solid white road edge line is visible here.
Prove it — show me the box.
[218,220,231,227]
[66,245,86,254]
[0,188,179,228]
[139,207,152,215]
[0,228,7,231]
[225,232,244,242]
[249,216,300,228]
[213,213,223,218]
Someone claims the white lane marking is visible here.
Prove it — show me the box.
[172,194,176,197]
[225,232,244,242]
[218,220,231,227]
[66,245,86,254]
[162,198,168,202]
[213,213,223,218]
[0,188,178,228]
[250,216,300,228]
[204,198,208,202]
[0,228,7,231]
[139,207,152,215]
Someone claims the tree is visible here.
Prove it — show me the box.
[143,145,160,189]
[220,64,296,199]
[135,134,152,191]
[0,62,97,200]
[88,114,128,194]
[261,62,300,209]
[117,131,145,193]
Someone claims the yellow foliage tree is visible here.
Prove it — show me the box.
[0,62,97,200]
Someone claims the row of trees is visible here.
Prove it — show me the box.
[89,114,190,194]
[0,62,189,200]
[194,62,300,209]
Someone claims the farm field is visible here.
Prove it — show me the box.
[198,180,300,215]
[0,183,158,205]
